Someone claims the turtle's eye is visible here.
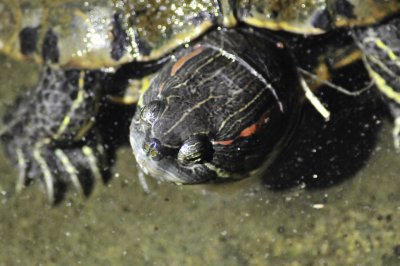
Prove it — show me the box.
[178,135,213,165]
[140,100,165,125]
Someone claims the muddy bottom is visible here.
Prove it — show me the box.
[0,54,399,266]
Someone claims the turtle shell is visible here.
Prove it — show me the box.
[1,0,399,69]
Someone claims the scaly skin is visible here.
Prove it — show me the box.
[1,67,110,202]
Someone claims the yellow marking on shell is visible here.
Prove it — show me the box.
[82,146,101,181]
[244,17,324,35]
[219,0,237,27]
[33,143,54,203]
[335,15,396,29]
[53,71,85,140]
[54,149,82,193]
[368,68,400,104]
[133,20,214,61]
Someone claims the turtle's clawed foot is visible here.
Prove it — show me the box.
[9,143,111,204]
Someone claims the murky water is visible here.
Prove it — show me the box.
[0,51,400,266]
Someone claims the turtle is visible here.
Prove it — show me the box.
[0,0,399,202]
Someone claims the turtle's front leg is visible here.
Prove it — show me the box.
[352,16,400,150]
[1,66,111,202]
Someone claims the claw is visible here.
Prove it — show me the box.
[15,148,27,193]
[82,146,101,181]
[33,145,55,203]
[55,149,83,194]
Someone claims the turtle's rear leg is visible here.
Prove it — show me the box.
[1,66,111,202]
[352,16,400,151]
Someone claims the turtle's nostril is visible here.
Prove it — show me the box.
[143,138,163,160]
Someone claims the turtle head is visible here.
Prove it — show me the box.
[130,31,301,184]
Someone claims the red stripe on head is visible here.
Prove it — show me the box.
[171,46,205,76]
[239,109,272,138]
[212,139,234,146]
[239,124,257,137]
